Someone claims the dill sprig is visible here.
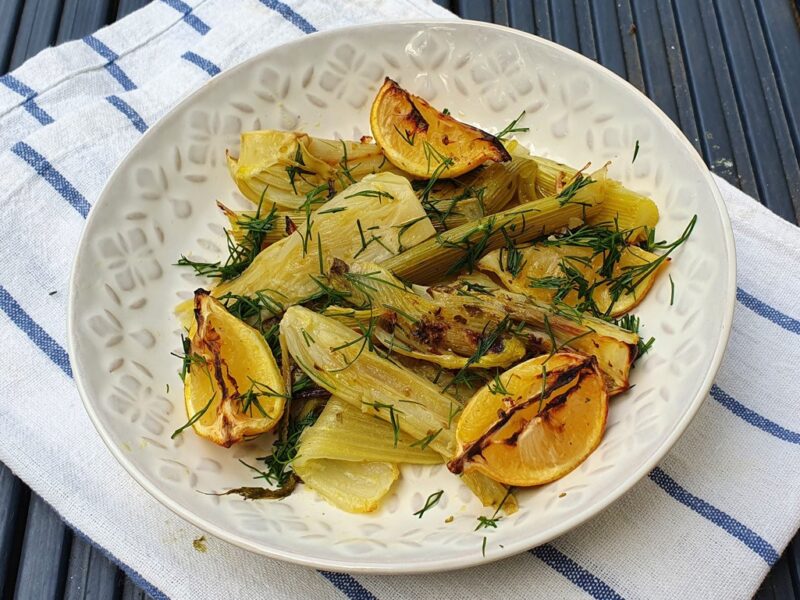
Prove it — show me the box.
[256,410,319,487]
[362,400,403,447]
[487,372,510,395]
[496,110,529,140]
[474,488,512,532]
[286,144,314,194]
[556,173,594,207]
[413,490,444,518]
[443,317,512,393]
[438,217,496,275]
[393,124,416,146]
[529,216,696,318]
[499,226,526,277]
[329,315,378,373]
[410,428,443,450]
[337,140,357,186]
[346,189,395,201]
[176,194,276,281]
[615,313,655,360]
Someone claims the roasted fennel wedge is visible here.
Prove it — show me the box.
[530,155,659,238]
[328,260,525,370]
[176,173,435,323]
[478,238,666,317]
[281,306,515,509]
[228,130,397,209]
[429,274,638,395]
[382,166,609,284]
[294,398,440,513]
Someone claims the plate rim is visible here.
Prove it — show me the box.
[67,18,737,574]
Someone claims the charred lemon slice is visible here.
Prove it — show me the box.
[479,243,666,317]
[369,77,511,178]
[180,290,285,447]
[449,353,608,486]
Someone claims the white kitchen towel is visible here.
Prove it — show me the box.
[0,1,798,599]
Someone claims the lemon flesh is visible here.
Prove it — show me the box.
[183,290,285,447]
[370,77,510,178]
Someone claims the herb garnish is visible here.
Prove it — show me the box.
[413,490,444,518]
[496,110,529,140]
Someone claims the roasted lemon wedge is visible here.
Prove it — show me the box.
[180,290,285,447]
[370,77,511,178]
[449,353,608,486]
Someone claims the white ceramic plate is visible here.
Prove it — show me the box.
[68,21,735,574]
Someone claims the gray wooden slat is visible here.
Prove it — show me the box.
[14,495,72,599]
[626,0,681,126]
[573,0,597,61]
[549,0,580,52]
[0,0,25,74]
[613,0,646,92]
[713,0,798,222]
[64,537,123,600]
[117,0,152,20]
[756,0,800,159]
[652,0,701,152]
[492,0,509,26]
[789,540,800,597]
[57,0,114,44]
[588,0,627,79]
[0,464,28,597]
[734,0,800,220]
[507,0,534,34]
[531,0,552,39]
[692,0,761,198]
[122,576,152,600]
[9,0,63,70]
[755,552,796,600]
[456,0,491,22]
[670,0,741,186]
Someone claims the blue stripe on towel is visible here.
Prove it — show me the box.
[531,544,625,600]
[0,287,72,377]
[23,98,55,125]
[160,0,211,35]
[1,75,55,124]
[106,95,148,133]
[319,572,377,600]
[11,142,91,217]
[181,51,221,76]
[737,287,800,334]
[258,0,317,33]
[83,36,136,91]
[649,467,779,565]
[710,384,800,445]
[0,73,37,97]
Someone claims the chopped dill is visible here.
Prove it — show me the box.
[256,410,320,487]
[346,189,395,201]
[669,274,675,306]
[556,173,594,207]
[443,317,511,393]
[496,110,529,140]
[362,399,403,447]
[176,194,277,280]
[410,428,443,450]
[413,490,444,518]
[393,124,416,146]
[632,139,640,163]
[487,372,510,396]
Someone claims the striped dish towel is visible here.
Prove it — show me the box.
[0,1,798,598]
